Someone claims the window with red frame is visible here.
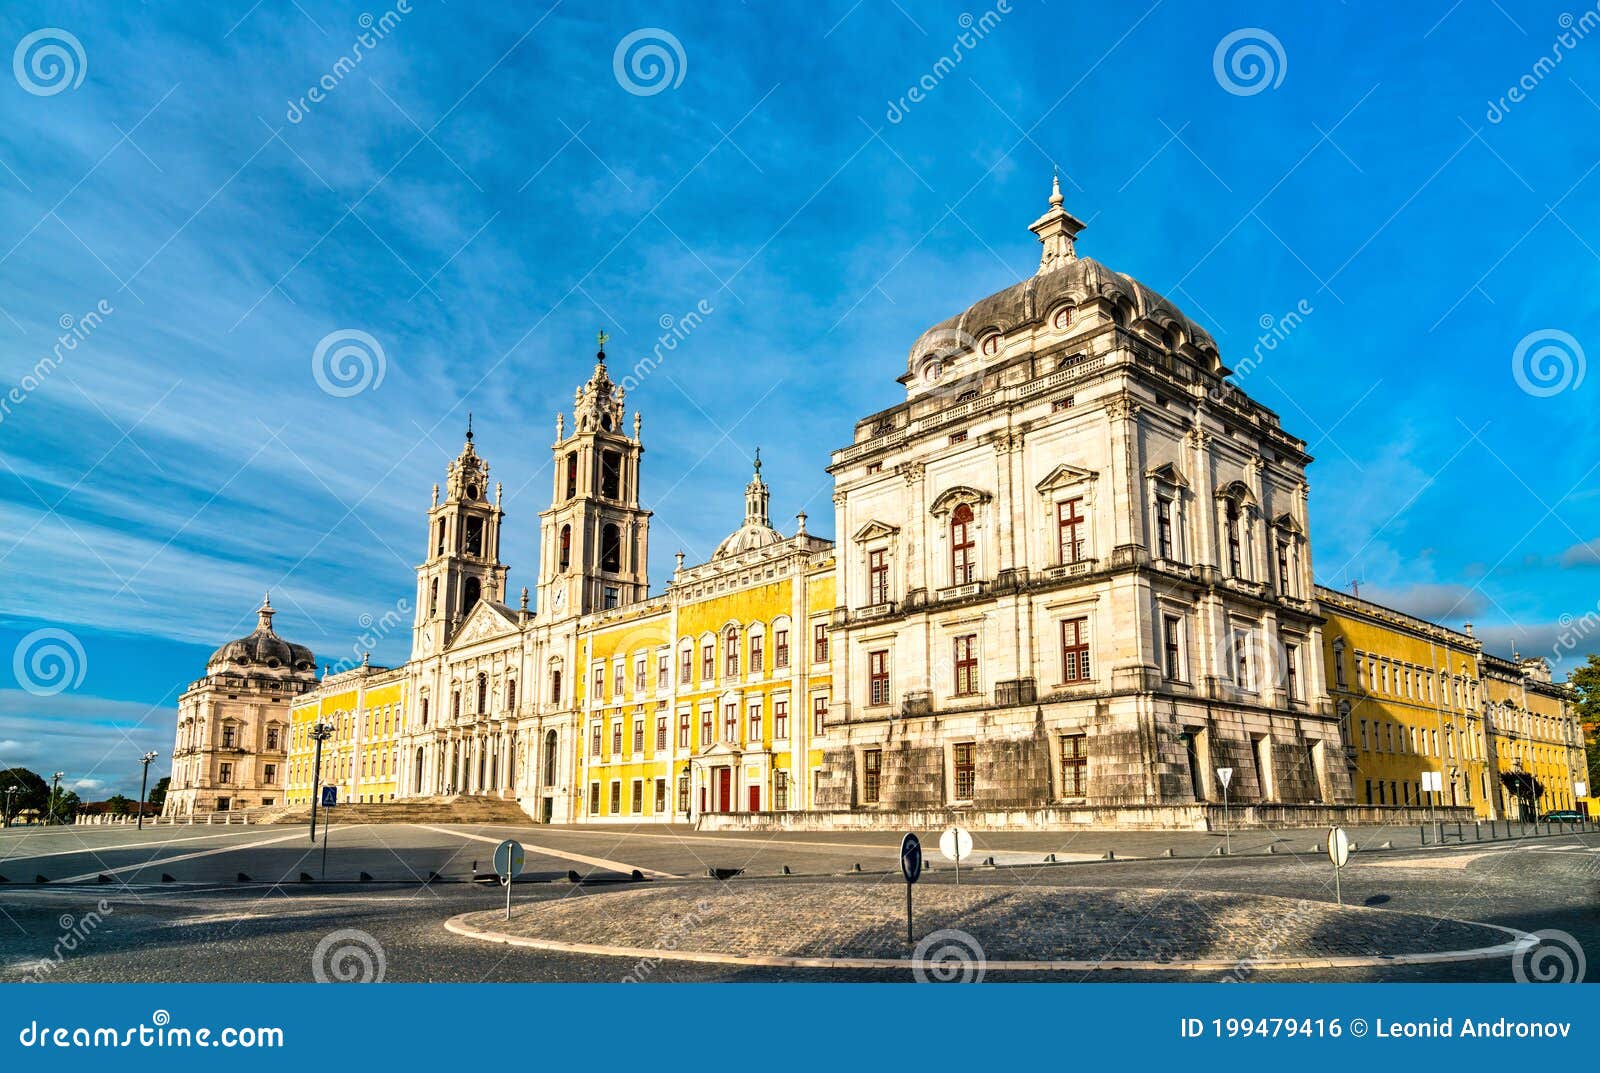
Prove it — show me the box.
[867,548,889,604]
[774,629,789,668]
[868,650,890,706]
[1057,497,1086,563]
[950,504,976,584]
[1061,618,1092,683]
[814,623,829,661]
[724,629,740,676]
[953,634,979,696]
[750,633,764,672]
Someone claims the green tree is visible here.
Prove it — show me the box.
[1568,654,1600,800]
[0,768,48,825]
[147,776,170,812]
[106,793,134,816]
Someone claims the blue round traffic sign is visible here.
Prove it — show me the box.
[900,832,922,884]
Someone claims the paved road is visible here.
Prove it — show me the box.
[1,822,1594,982]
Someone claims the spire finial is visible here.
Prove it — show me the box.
[1050,167,1063,208]
[596,329,609,363]
[465,412,474,443]
[1029,165,1085,274]
[753,446,762,476]
[257,592,275,632]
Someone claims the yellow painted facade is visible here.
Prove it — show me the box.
[1319,585,1584,819]
[285,665,407,806]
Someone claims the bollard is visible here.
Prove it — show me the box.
[1420,824,1428,845]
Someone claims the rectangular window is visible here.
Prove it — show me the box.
[700,710,712,747]
[948,430,967,445]
[1155,495,1174,559]
[657,653,669,689]
[723,703,737,742]
[1233,628,1252,689]
[589,782,600,814]
[868,548,889,604]
[635,660,647,692]
[774,771,789,811]
[1162,615,1182,681]
[592,666,604,700]
[1360,719,1369,751]
[725,631,740,676]
[654,778,667,813]
[1285,643,1300,700]
[814,623,829,662]
[611,721,623,755]
[750,634,764,673]
[266,727,280,750]
[609,780,621,815]
[630,778,643,814]
[614,664,625,696]
[748,700,762,742]
[222,725,236,748]
[812,696,828,735]
[953,634,979,696]
[774,698,789,739]
[680,649,692,684]
[1061,618,1092,683]
[868,649,890,706]
[632,719,644,754]
[775,629,790,669]
[655,715,668,751]
[953,742,976,799]
[1059,734,1087,797]
[264,763,276,783]
[677,775,690,814]
[1057,497,1086,563]
[1276,541,1293,596]
[701,644,714,681]
[1334,647,1347,689]
[678,711,690,749]
[591,723,602,756]
[1225,504,1244,578]
[863,749,882,804]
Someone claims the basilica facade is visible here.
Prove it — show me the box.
[165,180,1587,828]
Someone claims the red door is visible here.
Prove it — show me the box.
[717,768,732,812]
[748,785,760,812]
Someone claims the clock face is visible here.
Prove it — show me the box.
[552,588,566,611]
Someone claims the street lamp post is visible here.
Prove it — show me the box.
[48,771,64,826]
[137,751,159,831]
[2,786,19,828]
[308,721,334,842]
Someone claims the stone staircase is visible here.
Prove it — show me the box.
[252,794,533,827]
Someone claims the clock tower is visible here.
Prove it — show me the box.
[537,334,651,619]
[412,418,509,658]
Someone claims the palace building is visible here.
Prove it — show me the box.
[167,179,1588,827]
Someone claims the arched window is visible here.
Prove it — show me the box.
[506,678,517,711]
[549,666,563,704]
[950,503,976,584]
[564,453,578,499]
[477,672,489,713]
[543,729,559,785]
[600,523,622,572]
[1224,499,1243,577]
[463,576,481,613]
[558,524,571,572]
[429,578,439,616]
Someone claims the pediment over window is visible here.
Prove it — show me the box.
[852,519,901,543]
[1144,462,1188,488]
[929,485,994,517]
[1271,511,1303,535]
[1215,479,1256,505]
[447,599,520,650]
[1034,465,1098,496]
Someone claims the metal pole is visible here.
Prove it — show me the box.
[1333,862,1341,906]
[137,752,156,831]
[504,874,513,921]
[906,881,913,948]
[1223,784,1231,855]
[310,733,324,842]
[321,816,331,878]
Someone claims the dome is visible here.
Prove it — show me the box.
[207,595,316,673]
[905,179,1220,375]
[711,449,784,560]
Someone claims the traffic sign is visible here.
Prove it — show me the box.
[1327,825,1350,868]
[495,839,525,921]
[494,839,525,880]
[938,825,973,862]
[900,833,922,884]
[320,786,337,808]
[1215,766,1233,789]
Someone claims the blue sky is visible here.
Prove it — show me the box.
[2,0,1597,797]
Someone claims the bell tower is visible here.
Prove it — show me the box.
[412,417,509,658]
[537,333,651,618]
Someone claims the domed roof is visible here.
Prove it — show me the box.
[905,180,1219,374]
[711,450,784,560]
[207,595,316,673]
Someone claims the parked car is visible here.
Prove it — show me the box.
[1540,810,1583,823]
